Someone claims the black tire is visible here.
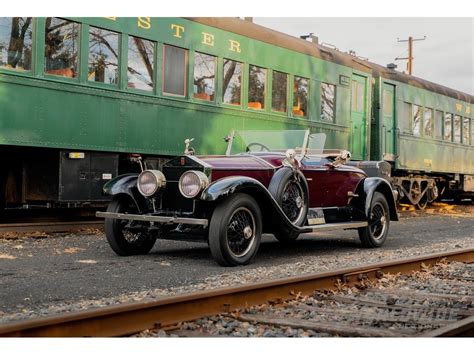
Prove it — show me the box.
[268,168,308,242]
[358,192,390,248]
[208,193,262,266]
[105,195,156,256]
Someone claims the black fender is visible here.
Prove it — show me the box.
[102,173,149,212]
[200,176,301,232]
[353,177,399,221]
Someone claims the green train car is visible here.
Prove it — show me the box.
[0,17,472,210]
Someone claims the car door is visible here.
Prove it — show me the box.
[303,160,364,208]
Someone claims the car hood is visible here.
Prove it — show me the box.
[198,154,281,170]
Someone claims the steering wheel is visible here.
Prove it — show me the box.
[246,142,271,152]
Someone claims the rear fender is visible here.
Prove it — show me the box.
[201,176,300,232]
[353,177,399,221]
[102,174,149,212]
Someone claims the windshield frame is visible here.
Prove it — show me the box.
[225,129,326,158]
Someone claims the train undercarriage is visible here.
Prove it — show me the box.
[0,146,163,211]
[391,173,473,209]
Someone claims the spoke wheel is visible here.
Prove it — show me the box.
[105,196,156,256]
[358,192,390,248]
[368,203,387,239]
[209,193,262,266]
[226,207,256,258]
[281,180,305,224]
[268,168,309,243]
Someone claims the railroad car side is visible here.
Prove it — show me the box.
[370,66,473,206]
[0,17,368,208]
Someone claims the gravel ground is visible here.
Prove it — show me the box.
[137,261,473,337]
[0,207,472,324]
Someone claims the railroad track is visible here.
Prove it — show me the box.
[0,248,472,337]
[0,220,103,234]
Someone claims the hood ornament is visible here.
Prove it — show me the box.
[184,138,195,155]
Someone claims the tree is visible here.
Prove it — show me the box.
[5,17,32,69]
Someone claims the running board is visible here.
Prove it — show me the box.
[300,221,368,233]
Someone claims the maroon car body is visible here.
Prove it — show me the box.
[201,153,366,207]
[97,130,398,266]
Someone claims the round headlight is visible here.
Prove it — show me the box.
[137,170,166,197]
[179,170,209,198]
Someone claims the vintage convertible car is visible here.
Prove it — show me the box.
[97,130,398,266]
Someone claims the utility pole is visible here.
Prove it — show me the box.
[395,36,426,75]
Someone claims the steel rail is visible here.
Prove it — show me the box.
[0,248,472,337]
[0,221,103,234]
[420,316,474,337]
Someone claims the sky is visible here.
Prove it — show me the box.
[254,18,473,95]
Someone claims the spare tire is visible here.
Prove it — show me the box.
[268,167,309,242]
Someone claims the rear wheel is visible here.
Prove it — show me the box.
[208,193,262,266]
[358,192,390,248]
[105,196,156,256]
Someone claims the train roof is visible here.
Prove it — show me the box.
[188,17,473,104]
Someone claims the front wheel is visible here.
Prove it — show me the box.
[105,196,156,256]
[208,193,262,266]
[358,192,390,248]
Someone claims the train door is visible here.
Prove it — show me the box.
[350,75,367,160]
[382,83,396,161]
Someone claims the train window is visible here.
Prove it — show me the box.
[193,52,216,101]
[351,81,357,111]
[163,45,187,97]
[444,113,453,141]
[453,115,461,143]
[399,102,411,132]
[248,65,266,110]
[222,59,242,106]
[471,119,474,146]
[412,105,422,136]
[472,119,474,146]
[293,76,308,117]
[423,108,433,137]
[351,81,365,112]
[271,71,287,113]
[321,83,335,121]
[44,18,79,78]
[383,90,393,116]
[463,117,470,144]
[88,27,119,85]
[127,36,154,91]
[356,83,365,112]
[434,110,443,139]
[0,17,33,71]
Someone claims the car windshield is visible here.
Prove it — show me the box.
[228,130,326,156]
